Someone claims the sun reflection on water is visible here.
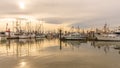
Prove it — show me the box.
[20,62,26,67]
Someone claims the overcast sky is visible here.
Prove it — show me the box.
[0,0,120,29]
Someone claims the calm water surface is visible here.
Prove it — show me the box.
[0,39,120,68]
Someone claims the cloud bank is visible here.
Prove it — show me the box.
[0,0,120,29]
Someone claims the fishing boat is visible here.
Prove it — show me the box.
[19,33,37,39]
[35,34,46,38]
[114,26,120,34]
[95,26,120,41]
[5,31,19,39]
[30,33,36,38]
[95,33,120,41]
[19,33,31,39]
[0,32,6,40]
[61,33,87,40]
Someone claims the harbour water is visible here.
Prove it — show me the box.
[0,39,120,68]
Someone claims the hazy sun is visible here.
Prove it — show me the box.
[19,2,25,9]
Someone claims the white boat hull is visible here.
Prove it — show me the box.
[63,36,86,40]
[95,34,120,41]
[6,35,19,39]
[61,33,87,40]
[35,35,45,38]
[19,35,31,39]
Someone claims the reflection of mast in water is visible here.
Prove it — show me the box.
[16,40,20,57]
[0,39,76,57]
[6,39,11,56]
[91,41,95,47]
[13,40,15,56]
[5,40,17,57]
[68,41,82,49]
[90,41,111,54]
[60,40,85,50]
[104,46,109,54]
[27,40,32,56]
[35,39,44,53]
[59,40,62,50]
[1,39,45,57]
[114,46,120,54]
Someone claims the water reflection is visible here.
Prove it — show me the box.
[0,39,44,57]
[60,40,120,54]
[1,39,120,57]
[1,39,120,68]
[60,40,87,50]
[91,41,120,54]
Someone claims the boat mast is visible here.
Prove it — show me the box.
[16,20,20,33]
[77,26,80,33]
[12,21,15,32]
[19,20,21,32]
[71,26,74,33]
[103,23,107,33]
[6,23,8,31]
